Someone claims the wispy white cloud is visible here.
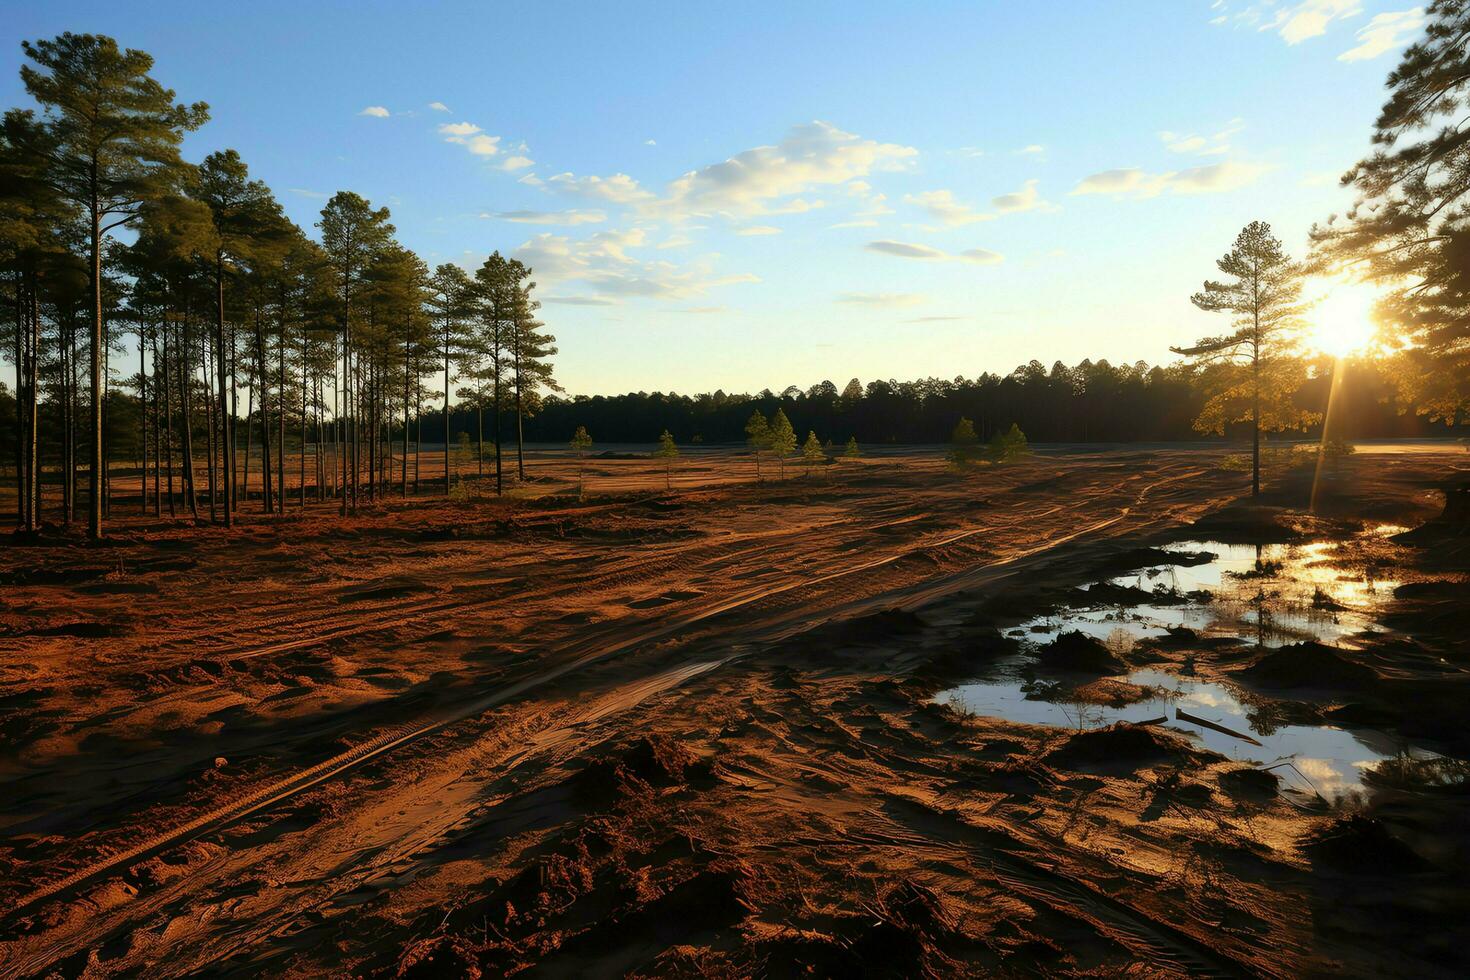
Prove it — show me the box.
[736,225,782,236]
[1219,0,1363,43]
[650,121,916,222]
[438,123,534,170]
[288,187,328,199]
[484,209,608,226]
[547,172,656,204]
[991,179,1055,214]
[865,240,1004,264]
[907,315,966,322]
[836,292,926,307]
[439,121,482,136]
[359,105,390,118]
[428,101,450,112]
[1276,0,1362,43]
[542,295,617,306]
[1159,119,1243,156]
[830,219,879,228]
[1339,7,1424,61]
[905,189,993,227]
[1071,160,1269,198]
[513,229,760,300]
[644,138,657,146]
[1017,144,1046,157]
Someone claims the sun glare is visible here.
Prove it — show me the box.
[1305,280,1381,358]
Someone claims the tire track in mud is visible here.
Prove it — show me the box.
[863,803,1262,979]
[0,461,1218,975]
[0,658,736,979]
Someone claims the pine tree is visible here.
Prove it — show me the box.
[801,430,823,479]
[472,252,518,495]
[507,274,559,482]
[843,436,862,459]
[1172,221,1311,496]
[948,417,979,468]
[570,424,592,498]
[428,263,472,494]
[1311,2,1469,422]
[317,191,393,514]
[196,149,279,523]
[0,109,72,531]
[653,428,679,491]
[987,423,1031,462]
[744,409,769,481]
[768,407,796,479]
[21,33,209,539]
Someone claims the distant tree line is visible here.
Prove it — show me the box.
[501,356,1460,447]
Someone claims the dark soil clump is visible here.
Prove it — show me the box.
[1044,723,1207,774]
[1301,815,1431,874]
[1033,630,1127,674]
[1219,766,1279,801]
[1235,642,1379,691]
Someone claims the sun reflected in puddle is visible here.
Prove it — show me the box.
[1015,539,1402,650]
[940,531,1450,803]
[937,667,1441,802]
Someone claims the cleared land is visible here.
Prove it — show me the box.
[1,446,1467,977]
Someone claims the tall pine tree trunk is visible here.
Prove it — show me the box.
[402,339,409,496]
[179,314,199,520]
[255,308,273,514]
[243,380,253,505]
[493,366,502,497]
[202,329,217,523]
[11,276,24,530]
[277,322,286,514]
[27,278,41,529]
[140,333,148,513]
[88,202,103,540]
[514,358,525,482]
[162,320,176,517]
[214,259,233,526]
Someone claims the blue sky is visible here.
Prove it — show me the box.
[1,1,1423,395]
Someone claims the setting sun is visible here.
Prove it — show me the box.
[1306,280,1382,358]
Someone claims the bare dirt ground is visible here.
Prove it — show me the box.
[1,446,1466,977]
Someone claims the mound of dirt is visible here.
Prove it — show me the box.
[396,935,482,979]
[749,879,962,978]
[1219,766,1279,801]
[804,608,927,648]
[1300,815,1430,874]
[1033,631,1127,674]
[1186,504,1302,544]
[1044,723,1207,774]
[621,735,711,787]
[1394,579,1467,600]
[1235,642,1379,690]
[574,736,713,804]
[1081,581,1190,607]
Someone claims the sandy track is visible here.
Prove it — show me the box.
[0,448,1247,976]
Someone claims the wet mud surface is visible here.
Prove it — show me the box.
[1,447,1467,977]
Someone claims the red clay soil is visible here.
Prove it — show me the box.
[1,446,1467,977]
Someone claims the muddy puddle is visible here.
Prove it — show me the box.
[1012,532,1404,650]
[937,667,1447,802]
[939,527,1460,803]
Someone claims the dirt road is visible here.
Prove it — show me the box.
[2,446,1464,977]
